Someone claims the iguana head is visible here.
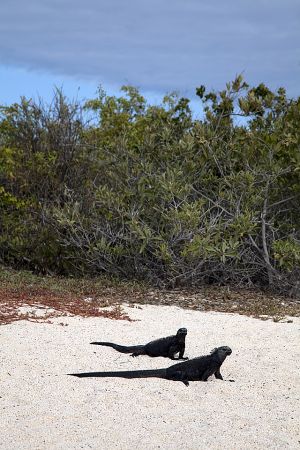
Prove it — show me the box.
[210,346,232,358]
[177,328,187,335]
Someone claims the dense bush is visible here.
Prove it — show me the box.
[0,77,299,295]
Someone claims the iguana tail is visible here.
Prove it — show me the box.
[90,342,145,354]
[68,368,167,379]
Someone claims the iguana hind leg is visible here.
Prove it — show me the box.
[169,370,190,386]
[130,348,146,357]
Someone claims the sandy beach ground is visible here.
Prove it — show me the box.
[1,304,299,449]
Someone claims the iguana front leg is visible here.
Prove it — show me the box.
[178,345,188,360]
[168,346,188,360]
[214,368,223,380]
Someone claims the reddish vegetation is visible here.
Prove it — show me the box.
[1,278,299,326]
[0,287,132,325]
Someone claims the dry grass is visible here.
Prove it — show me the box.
[1,266,299,325]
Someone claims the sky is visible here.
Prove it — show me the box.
[0,0,299,110]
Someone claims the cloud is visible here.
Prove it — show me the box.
[0,0,299,96]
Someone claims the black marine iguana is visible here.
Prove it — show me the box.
[69,346,233,386]
[90,328,188,360]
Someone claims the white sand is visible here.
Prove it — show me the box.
[1,305,299,450]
